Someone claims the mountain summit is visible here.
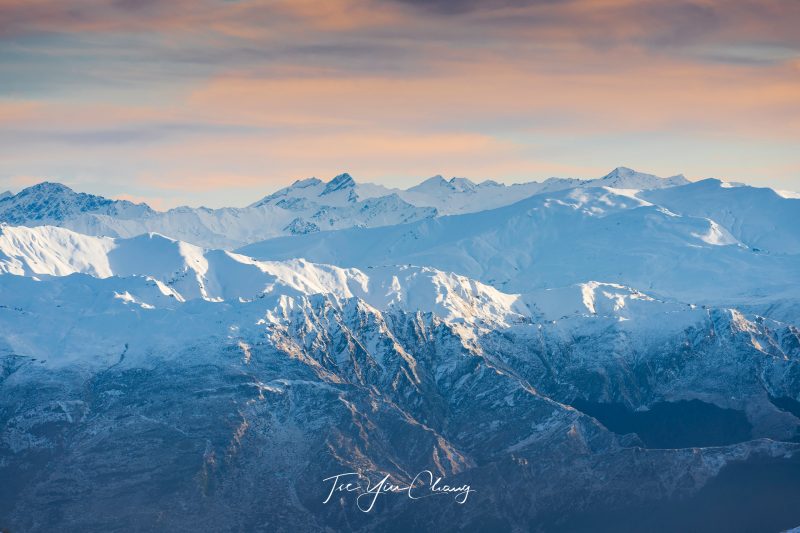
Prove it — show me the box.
[0,181,153,225]
[321,172,356,195]
[250,172,371,208]
[592,166,689,189]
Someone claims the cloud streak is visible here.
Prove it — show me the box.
[0,0,798,206]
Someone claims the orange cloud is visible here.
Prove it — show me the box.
[0,101,44,124]
[1,0,798,206]
[183,53,800,139]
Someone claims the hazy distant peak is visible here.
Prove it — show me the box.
[603,166,638,178]
[449,177,477,191]
[291,177,322,188]
[408,175,448,190]
[408,175,478,194]
[591,167,689,189]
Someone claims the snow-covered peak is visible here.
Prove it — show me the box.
[407,175,478,194]
[398,168,689,216]
[0,224,527,327]
[8,181,96,212]
[0,177,434,249]
[1,168,696,249]
[448,177,477,192]
[0,191,11,201]
[292,177,323,188]
[402,175,542,214]
[407,175,449,193]
[249,177,326,207]
[0,224,117,277]
[19,181,74,195]
[240,178,800,311]
[321,172,356,195]
[0,181,154,225]
[589,167,689,190]
[251,172,384,208]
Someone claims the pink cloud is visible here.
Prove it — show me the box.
[0,0,797,205]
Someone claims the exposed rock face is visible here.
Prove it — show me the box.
[2,274,800,531]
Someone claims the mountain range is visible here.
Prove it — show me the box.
[0,167,691,249]
[240,177,800,317]
[2,167,800,532]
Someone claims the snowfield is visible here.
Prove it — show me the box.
[240,178,800,315]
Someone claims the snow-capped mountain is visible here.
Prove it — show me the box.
[587,166,688,189]
[250,171,553,216]
[0,224,525,328]
[399,174,565,215]
[641,178,800,254]
[0,176,436,249]
[2,168,800,532]
[240,179,800,316]
[395,166,688,215]
[0,181,154,224]
[2,223,800,531]
[0,168,689,248]
[249,173,395,208]
[250,166,689,217]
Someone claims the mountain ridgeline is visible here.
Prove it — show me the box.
[0,167,690,249]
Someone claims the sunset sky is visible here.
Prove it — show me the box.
[1,0,798,208]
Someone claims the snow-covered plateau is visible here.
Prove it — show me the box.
[1,168,800,532]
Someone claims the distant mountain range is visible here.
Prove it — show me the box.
[0,167,691,249]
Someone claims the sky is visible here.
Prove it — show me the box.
[0,0,799,209]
